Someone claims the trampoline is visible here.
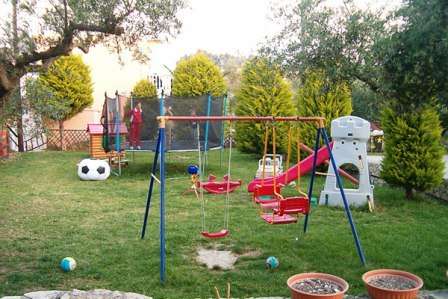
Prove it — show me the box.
[101,93,227,152]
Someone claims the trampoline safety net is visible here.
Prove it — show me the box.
[101,94,127,153]
[101,94,226,152]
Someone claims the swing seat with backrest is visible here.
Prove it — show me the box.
[198,174,242,194]
[260,196,310,224]
[252,183,282,203]
[257,123,310,225]
[272,196,309,215]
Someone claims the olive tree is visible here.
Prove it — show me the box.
[0,0,185,106]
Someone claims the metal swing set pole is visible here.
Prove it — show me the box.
[147,115,366,283]
[304,120,367,266]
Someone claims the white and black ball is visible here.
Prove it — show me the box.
[77,159,110,181]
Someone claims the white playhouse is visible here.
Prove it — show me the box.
[319,116,374,208]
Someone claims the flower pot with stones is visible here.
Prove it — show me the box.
[287,272,349,299]
[362,269,423,299]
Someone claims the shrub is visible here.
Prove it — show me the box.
[235,57,295,154]
[381,106,444,198]
[296,70,352,147]
[132,79,157,98]
[171,52,226,97]
[39,55,93,120]
[37,55,93,150]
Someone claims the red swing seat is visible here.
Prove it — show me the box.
[273,196,310,215]
[259,195,309,213]
[198,175,242,194]
[201,229,229,239]
[260,213,297,224]
[260,196,309,225]
[253,184,282,203]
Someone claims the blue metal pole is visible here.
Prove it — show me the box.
[115,92,121,152]
[140,131,162,239]
[159,94,164,116]
[159,126,167,282]
[304,127,321,233]
[321,128,367,266]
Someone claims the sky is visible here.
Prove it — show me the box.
[81,0,289,107]
[148,0,401,73]
[148,0,284,74]
[1,0,402,125]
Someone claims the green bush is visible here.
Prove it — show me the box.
[235,57,295,154]
[381,106,444,198]
[296,70,352,147]
[132,79,157,98]
[35,54,93,150]
[39,55,93,120]
[171,52,226,97]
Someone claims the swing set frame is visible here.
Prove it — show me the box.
[141,115,367,283]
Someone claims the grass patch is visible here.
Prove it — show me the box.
[0,150,447,298]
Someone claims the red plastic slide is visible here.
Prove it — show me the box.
[247,143,333,193]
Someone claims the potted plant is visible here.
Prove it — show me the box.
[362,269,423,299]
[287,272,349,299]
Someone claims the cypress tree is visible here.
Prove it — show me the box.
[296,69,352,147]
[172,52,227,97]
[132,79,157,98]
[235,57,295,154]
[381,106,444,199]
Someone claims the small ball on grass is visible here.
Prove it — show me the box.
[60,257,76,272]
[265,256,279,270]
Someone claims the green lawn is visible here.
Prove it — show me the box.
[1,150,447,298]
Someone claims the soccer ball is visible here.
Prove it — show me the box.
[77,159,110,181]
[60,257,76,272]
[265,256,279,269]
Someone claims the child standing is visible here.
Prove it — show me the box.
[130,102,143,149]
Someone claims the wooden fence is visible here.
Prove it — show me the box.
[47,129,89,151]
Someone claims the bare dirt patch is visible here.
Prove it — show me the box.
[196,246,261,270]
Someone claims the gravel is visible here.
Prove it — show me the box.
[368,275,418,290]
[292,278,343,294]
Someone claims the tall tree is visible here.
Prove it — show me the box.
[235,57,295,154]
[0,0,185,106]
[381,106,444,199]
[382,0,448,110]
[379,0,447,197]
[296,69,352,147]
[171,52,227,97]
[261,0,391,93]
[35,55,93,150]
[351,80,385,122]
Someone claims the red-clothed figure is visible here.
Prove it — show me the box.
[130,102,143,149]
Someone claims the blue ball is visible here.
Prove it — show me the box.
[187,164,199,175]
[265,256,279,269]
[60,257,76,272]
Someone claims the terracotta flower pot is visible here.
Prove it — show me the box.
[287,272,349,299]
[362,269,423,299]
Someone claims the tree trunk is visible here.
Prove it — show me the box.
[17,112,24,152]
[12,0,25,152]
[59,120,65,151]
[405,188,414,199]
